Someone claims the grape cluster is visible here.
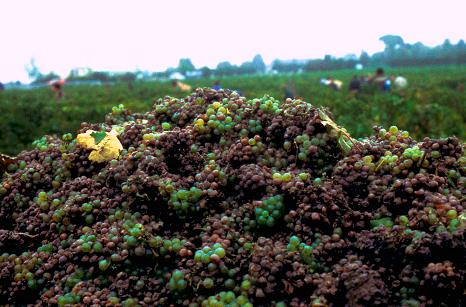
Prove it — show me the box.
[0,88,464,306]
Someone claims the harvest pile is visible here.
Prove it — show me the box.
[0,88,465,306]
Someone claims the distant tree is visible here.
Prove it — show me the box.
[252,54,266,73]
[33,72,60,84]
[359,51,370,66]
[200,66,212,78]
[118,72,137,83]
[238,61,256,75]
[272,60,304,73]
[177,58,195,76]
[67,70,111,82]
[442,39,452,49]
[91,72,110,82]
[454,40,466,63]
[165,67,177,76]
[216,61,237,76]
[25,58,42,82]
[379,35,405,51]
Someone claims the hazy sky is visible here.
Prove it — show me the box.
[1,0,465,83]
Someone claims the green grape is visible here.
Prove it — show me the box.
[214,247,226,258]
[172,270,184,281]
[81,242,91,253]
[161,122,171,130]
[290,236,300,246]
[99,259,111,271]
[81,203,93,212]
[389,126,399,134]
[241,279,251,291]
[93,242,103,253]
[203,277,214,288]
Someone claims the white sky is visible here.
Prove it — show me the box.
[1,0,465,83]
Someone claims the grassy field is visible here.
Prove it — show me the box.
[0,65,465,155]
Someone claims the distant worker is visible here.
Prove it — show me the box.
[359,75,368,86]
[384,75,393,91]
[327,77,342,91]
[172,79,192,92]
[394,74,408,89]
[50,79,65,99]
[321,76,342,91]
[348,75,361,93]
[212,80,222,91]
[368,68,387,90]
[282,79,296,99]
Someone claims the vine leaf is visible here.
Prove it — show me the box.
[90,131,107,145]
[318,109,359,155]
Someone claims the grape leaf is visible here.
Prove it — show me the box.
[90,131,107,145]
[318,109,358,155]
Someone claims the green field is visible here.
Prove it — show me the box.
[0,65,465,155]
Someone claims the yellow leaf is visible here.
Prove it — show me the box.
[77,130,123,162]
[76,130,98,150]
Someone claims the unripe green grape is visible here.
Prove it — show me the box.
[266,216,276,227]
[224,278,235,289]
[298,173,308,180]
[93,242,103,253]
[176,279,187,290]
[82,203,93,212]
[162,122,171,130]
[172,269,184,281]
[203,278,214,288]
[98,258,110,271]
[81,242,91,253]
[126,236,138,247]
[446,210,457,219]
[290,236,300,246]
[298,152,307,161]
[241,280,251,291]
[398,215,409,225]
[85,214,94,224]
[38,191,47,201]
[39,202,49,210]
[214,247,226,258]
[282,173,292,182]
[237,295,248,305]
[389,126,399,134]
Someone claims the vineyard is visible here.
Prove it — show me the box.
[0,65,464,155]
[0,83,465,306]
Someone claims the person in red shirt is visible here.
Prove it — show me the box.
[50,79,65,99]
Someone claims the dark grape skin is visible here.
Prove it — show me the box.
[0,88,464,306]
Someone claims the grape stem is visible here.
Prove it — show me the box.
[375,159,385,172]
[417,150,428,167]
[13,231,39,238]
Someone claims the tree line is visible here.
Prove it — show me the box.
[26,35,466,84]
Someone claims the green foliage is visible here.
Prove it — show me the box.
[0,66,464,155]
[90,131,106,144]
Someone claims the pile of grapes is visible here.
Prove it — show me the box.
[0,88,465,307]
